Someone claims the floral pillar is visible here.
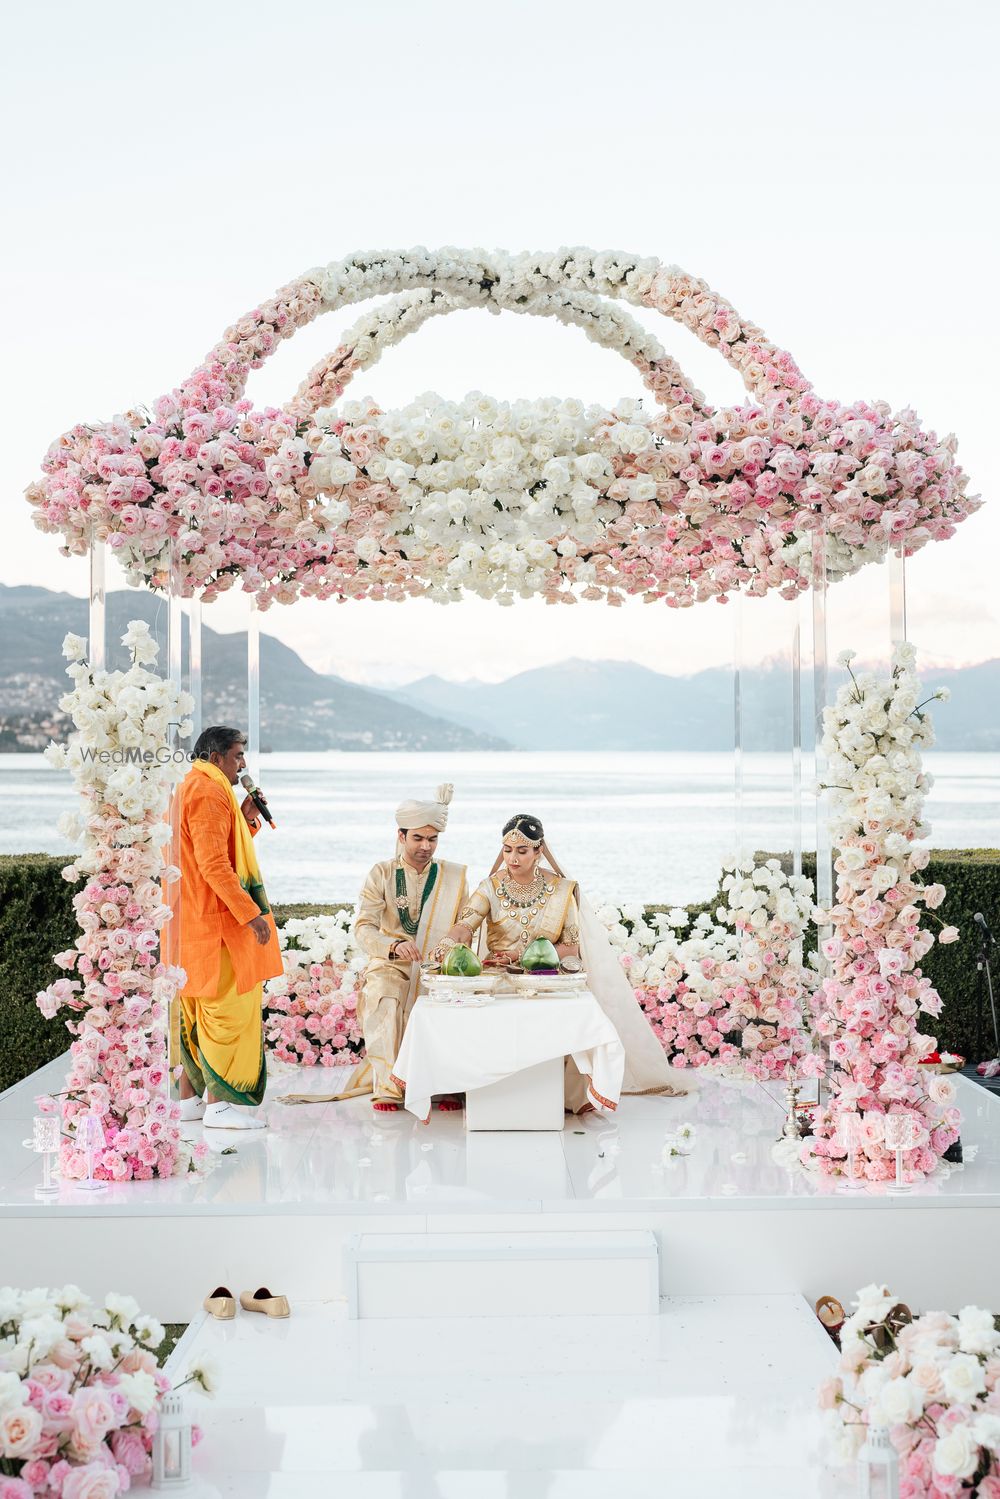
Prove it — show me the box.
[39,623,197,1180]
[807,647,961,1182]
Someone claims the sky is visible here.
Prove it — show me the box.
[2,0,997,686]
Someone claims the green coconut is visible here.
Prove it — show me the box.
[441,943,483,978]
[520,938,560,972]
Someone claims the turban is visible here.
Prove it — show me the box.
[395,783,454,833]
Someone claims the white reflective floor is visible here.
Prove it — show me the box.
[4,1056,999,1215]
[168,1294,853,1498]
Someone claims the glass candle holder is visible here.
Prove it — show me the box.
[836,1112,866,1192]
[884,1114,915,1195]
[26,1115,61,1197]
[75,1113,108,1193]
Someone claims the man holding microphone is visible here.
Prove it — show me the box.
[175,726,282,1129]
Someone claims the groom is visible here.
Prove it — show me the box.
[354,784,468,1111]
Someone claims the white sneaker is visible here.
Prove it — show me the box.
[203,1103,267,1131]
[179,1096,206,1122]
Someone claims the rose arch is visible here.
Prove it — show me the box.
[28,247,978,1185]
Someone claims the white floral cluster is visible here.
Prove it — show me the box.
[308,389,667,603]
[290,283,704,422]
[594,898,738,995]
[44,625,193,860]
[822,643,946,859]
[265,910,365,998]
[822,1284,1000,1484]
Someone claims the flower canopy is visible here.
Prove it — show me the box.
[28,247,979,608]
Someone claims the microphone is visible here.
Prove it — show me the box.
[974,912,995,947]
[239,773,276,830]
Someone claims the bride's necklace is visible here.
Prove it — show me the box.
[498,870,554,927]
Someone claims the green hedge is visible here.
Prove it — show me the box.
[3,850,998,1095]
[0,854,82,1092]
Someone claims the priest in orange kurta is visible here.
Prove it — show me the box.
[174,726,282,1129]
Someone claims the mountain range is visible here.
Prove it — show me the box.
[0,585,507,752]
[2,583,998,752]
[390,657,1000,752]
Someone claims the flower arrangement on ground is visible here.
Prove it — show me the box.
[35,625,198,1181]
[600,857,819,1079]
[820,1283,1000,1492]
[807,646,961,1182]
[262,913,365,1067]
[0,1284,208,1496]
[27,248,978,609]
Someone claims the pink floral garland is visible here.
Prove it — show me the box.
[25,249,978,608]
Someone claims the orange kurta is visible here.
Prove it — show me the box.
[175,768,282,996]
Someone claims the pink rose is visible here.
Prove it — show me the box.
[0,1404,43,1459]
[71,1387,117,1448]
[61,1464,121,1499]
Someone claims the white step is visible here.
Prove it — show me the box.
[345,1228,659,1319]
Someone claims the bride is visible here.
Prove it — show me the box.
[438,812,692,1107]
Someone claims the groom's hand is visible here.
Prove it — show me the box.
[393,941,422,964]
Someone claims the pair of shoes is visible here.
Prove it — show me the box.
[203,1286,237,1319]
[240,1287,291,1318]
[179,1096,206,1122]
[372,1098,400,1112]
[203,1102,267,1131]
[815,1295,845,1344]
[203,1286,291,1319]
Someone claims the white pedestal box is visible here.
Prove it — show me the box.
[464,1055,565,1131]
[345,1229,660,1319]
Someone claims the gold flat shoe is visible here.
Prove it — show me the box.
[203,1286,236,1320]
[239,1286,291,1318]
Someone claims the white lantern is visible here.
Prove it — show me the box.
[857,1421,900,1499]
[152,1389,192,1489]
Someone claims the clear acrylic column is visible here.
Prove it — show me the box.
[812,524,833,928]
[791,588,803,879]
[247,596,260,762]
[186,595,202,746]
[733,590,745,866]
[164,546,184,1090]
[88,532,106,671]
[889,542,907,647]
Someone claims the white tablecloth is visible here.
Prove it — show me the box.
[390,991,626,1123]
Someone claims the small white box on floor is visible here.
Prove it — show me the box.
[464,1055,564,1131]
[345,1229,660,1318]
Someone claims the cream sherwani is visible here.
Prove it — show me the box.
[355,857,468,1101]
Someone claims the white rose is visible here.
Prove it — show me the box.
[873,1374,925,1425]
[941,1351,987,1403]
[957,1305,1000,1357]
[972,1412,1000,1449]
[0,1370,27,1413]
[933,1422,979,1479]
[62,632,88,660]
[105,1290,141,1325]
[117,1368,158,1415]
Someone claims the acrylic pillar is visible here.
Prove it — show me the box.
[88,535,106,672]
[163,546,184,1090]
[733,591,745,866]
[811,526,832,919]
[186,596,202,747]
[791,590,803,880]
[889,543,907,647]
[247,597,260,762]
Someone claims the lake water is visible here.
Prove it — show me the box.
[1,751,997,906]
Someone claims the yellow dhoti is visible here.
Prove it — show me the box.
[179,946,267,1106]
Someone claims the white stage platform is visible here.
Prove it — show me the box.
[163,1293,851,1498]
[2,1056,998,1320]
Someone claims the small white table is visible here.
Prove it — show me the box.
[390,991,625,1128]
